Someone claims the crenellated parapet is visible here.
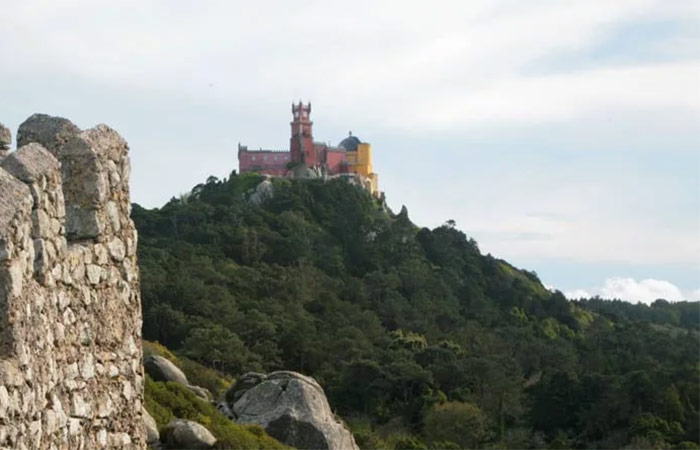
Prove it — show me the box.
[0,115,145,449]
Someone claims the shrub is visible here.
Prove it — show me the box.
[143,340,180,364]
[179,357,233,398]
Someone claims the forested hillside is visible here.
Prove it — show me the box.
[132,173,699,449]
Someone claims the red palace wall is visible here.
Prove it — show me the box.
[326,150,346,175]
[238,150,290,176]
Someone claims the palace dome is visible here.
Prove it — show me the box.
[338,135,361,151]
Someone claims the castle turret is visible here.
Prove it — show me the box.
[290,101,315,166]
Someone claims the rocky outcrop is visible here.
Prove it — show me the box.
[248,178,274,205]
[162,419,216,449]
[144,355,189,386]
[0,115,145,449]
[221,371,358,450]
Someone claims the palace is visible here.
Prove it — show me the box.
[238,102,379,196]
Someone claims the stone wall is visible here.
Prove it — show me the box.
[0,115,145,449]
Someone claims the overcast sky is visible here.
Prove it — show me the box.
[2,0,698,303]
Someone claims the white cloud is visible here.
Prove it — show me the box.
[2,0,698,131]
[600,277,684,303]
[564,289,592,299]
[564,277,699,304]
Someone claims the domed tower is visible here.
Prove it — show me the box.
[290,101,315,165]
[338,133,361,152]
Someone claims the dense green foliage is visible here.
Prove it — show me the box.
[133,173,699,449]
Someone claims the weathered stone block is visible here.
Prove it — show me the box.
[0,123,10,151]
[16,114,80,157]
[0,143,59,184]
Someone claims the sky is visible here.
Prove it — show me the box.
[1,0,698,303]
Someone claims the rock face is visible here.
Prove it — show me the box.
[248,178,274,205]
[162,419,216,449]
[221,371,359,450]
[0,115,145,448]
[144,355,189,386]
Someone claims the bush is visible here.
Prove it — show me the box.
[143,340,180,364]
[179,357,233,398]
[347,415,388,450]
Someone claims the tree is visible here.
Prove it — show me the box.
[182,325,257,373]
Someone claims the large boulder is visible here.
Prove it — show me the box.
[143,408,160,444]
[162,419,216,449]
[221,371,359,450]
[144,355,189,386]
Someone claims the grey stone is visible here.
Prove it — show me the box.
[162,419,216,449]
[31,209,52,239]
[144,355,189,386]
[80,124,128,162]
[0,168,32,232]
[107,237,125,261]
[224,372,267,404]
[0,122,10,150]
[186,384,213,401]
[85,264,102,285]
[223,371,358,450]
[65,207,102,240]
[16,114,80,157]
[0,143,60,183]
[105,201,120,232]
[143,408,159,444]
[248,179,274,205]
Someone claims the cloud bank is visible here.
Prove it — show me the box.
[565,277,699,304]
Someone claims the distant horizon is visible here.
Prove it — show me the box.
[2,0,698,304]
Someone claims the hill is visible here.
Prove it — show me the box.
[132,173,699,449]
